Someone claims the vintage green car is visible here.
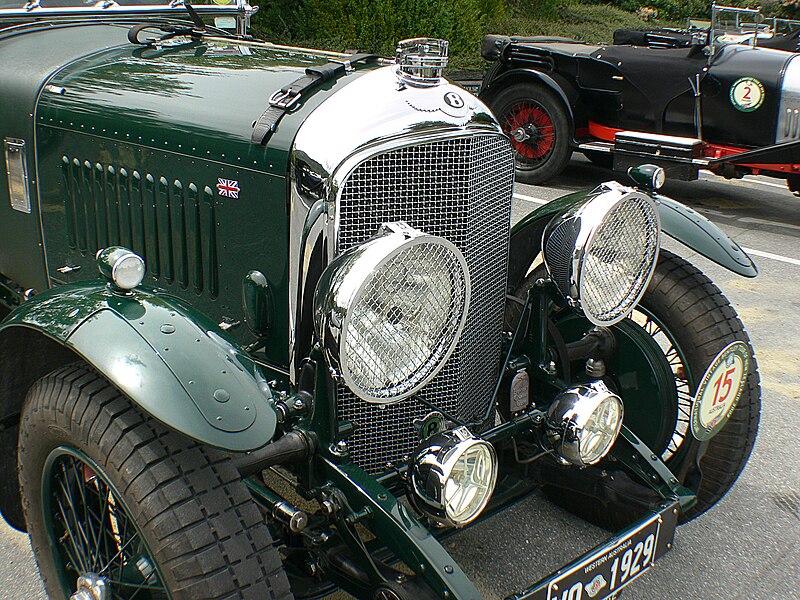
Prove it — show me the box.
[0,2,761,599]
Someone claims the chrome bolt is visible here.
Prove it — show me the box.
[293,398,305,411]
[71,575,108,600]
[306,560,319,576]
[321,499,337,518]
[289,511,308,532]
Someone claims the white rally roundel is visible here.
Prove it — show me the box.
[690,341,750,441]
[729,77,764,112]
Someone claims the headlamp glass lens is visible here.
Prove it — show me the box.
[443,442,495,524]
[579,396,623,464]
[113,255,145,290]
[580,196,659,325]
[342,240,468,400]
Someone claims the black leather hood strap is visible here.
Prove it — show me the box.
[251,53,379,145]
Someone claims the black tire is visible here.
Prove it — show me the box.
[636,250,760,521]
[489,82,573,184]
[18,363,293,600]
[527,251,760,528]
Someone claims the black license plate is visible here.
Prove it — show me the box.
[545,512,666,600]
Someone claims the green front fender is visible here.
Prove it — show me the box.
[508,186,757,291]
[0,281,278,452]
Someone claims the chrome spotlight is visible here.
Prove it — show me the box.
[543,183,660,326]
[407,427,497,527]
[314,222,470,403]
[96,246,145,292]
[547,381,624,466]
[395,37,449,87]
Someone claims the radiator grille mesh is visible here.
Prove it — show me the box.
[336,134,514,474]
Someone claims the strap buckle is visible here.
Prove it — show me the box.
[269,88,302,109]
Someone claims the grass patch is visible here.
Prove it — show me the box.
[252,0,682,70]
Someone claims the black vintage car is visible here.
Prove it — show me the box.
[480,4,800,190]
[0,1,761,599]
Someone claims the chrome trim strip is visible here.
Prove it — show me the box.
[777,55,800,144]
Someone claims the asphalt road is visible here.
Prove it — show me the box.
[1,156,799,599]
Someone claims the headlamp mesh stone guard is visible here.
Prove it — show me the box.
[335,134,514,474]
[545,191,660,327]
[341,238,469,402]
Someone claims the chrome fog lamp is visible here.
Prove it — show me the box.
[543,184,660,326]
[407,427,497,527]
[547,381,624,466]
[96,246,145,291]
[396,37,449,87]
[314,222,470,403]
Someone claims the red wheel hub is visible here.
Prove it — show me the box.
[503,102,555,160]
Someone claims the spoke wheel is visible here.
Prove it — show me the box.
[504,101,556,165]
[627,306,695,463]
[19,364,293,600]
[43,447,168,600]
[509,251,760,529]
[489,82,572,184]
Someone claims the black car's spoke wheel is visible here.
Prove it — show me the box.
[490,82,572,184]
[19,364,294,600]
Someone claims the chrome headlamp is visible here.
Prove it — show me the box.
[407,427,497,527]
[543,184,660,326]
[395,37,449,87]
[314,222,470,403]
[547,381,623,466]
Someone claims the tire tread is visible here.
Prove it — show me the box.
[18,364,293,600]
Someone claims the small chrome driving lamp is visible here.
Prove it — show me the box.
[407,427,498,527]
[546,381,624,467]
[96,246,145,292]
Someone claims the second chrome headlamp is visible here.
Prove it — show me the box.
[543,183,660,326]
[314,222,470,403]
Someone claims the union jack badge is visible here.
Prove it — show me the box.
[217,178,239,198]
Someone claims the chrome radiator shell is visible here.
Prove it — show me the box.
[289,65,514,474]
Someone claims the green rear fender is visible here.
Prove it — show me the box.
[508,188,757,290]
[0,282,278,452]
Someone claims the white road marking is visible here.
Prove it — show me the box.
[742,247,800,267]
[739,217,800,232]
[700,171,790,192]
[742,177,789,191]
[512,190,800,267]
[513,192,548,205]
